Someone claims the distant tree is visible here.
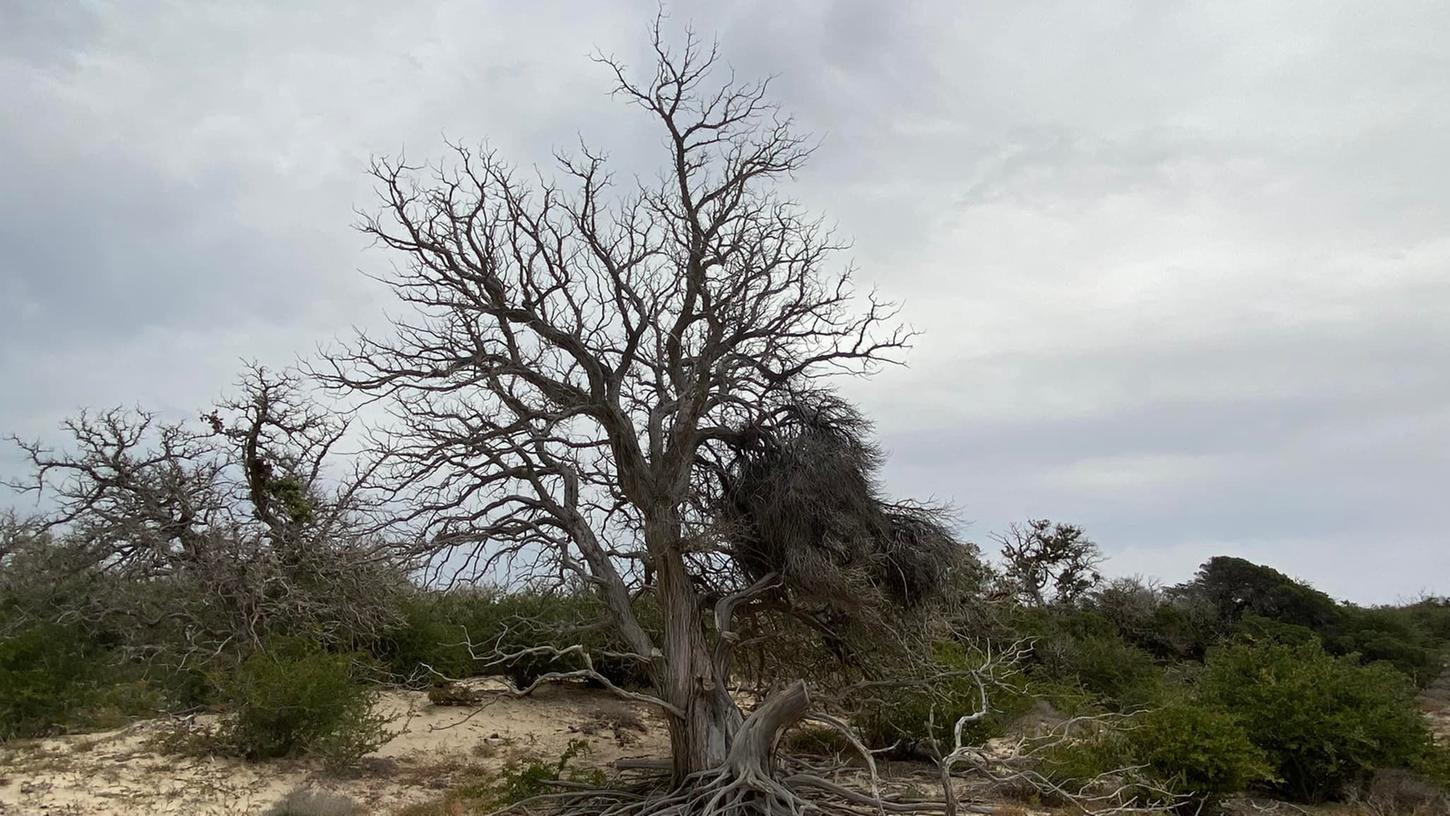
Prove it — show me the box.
[995,519,1103,606]
[1184,556,1340,630]
[1090,576,1220,660]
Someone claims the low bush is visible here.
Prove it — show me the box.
[1090,578,1219,661]
[395,740,606,816]
[264,788,360,816]
[489,738,605,806]
[855,641,1033,755]
[1201,640,1435,802]
[0,619,159,740]
[784,724,856,756]
[371,589,653,690]
[1012,608,1163,709]
[1119,700,1275,806]
[0,621,100,739]
[216,637,389,766]
[1325,606,1444,686]
[1036,700,1273,811]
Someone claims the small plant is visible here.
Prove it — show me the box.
[488,739,605,806]
[264,788,360,816]
[418,739,607,813]
[427,681,485,707]
[1036,698,1275,810]
[1012,606,1163,710]
[215,637,390,767]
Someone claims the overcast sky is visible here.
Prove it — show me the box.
[3,1,1447,603]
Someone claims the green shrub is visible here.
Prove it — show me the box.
[0,615,171,740]
[1013,607,1163,709]
[855,641,1033,754]
[1036,700,1274,809]
[1120,701,1275,804]
[217,638,389,766]
[493,739,604,805]
[397,740,605,816]
[1091,578,1219,660]
[1179,558,1450,687]
[1187,557,1341,630]
[371,589,653,690]
[1202,640,1434,802]
[0,621,99,739]
[1036,727,1124,790]
[1325,606,1443,686]
[1230,613,1320,647]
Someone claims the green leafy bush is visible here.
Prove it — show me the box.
[1187,557,1341,630]
[1120,701,1275,804]
[1036,701,1274,809]
[1035,727,1124,791]
[1090,578,1219,661]
[0,621,98,739]
[1324,606,1443,686]
[1178,558,1450,688]
[396,740,605,816]
[489,739,604,805]
[1202,640,1435,802]
[1012,607,1163,709]
[1230,612,1319,647]
[216,638,388,766]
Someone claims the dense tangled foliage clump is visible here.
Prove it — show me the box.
[722,396,963,611]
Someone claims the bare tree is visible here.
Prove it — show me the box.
[322,17,963,795]
[5,365,406,662]
[994,520,1103,607]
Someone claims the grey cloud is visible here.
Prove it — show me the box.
[2,0,1447,602]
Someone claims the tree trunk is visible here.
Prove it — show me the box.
[655,539,743,777]
[647,513,809,781]
[724,680,810,775]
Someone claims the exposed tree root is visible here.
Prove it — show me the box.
[490,764,1006,816]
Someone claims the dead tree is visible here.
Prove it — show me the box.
[322,15,944,792]
[5,364,406,662]
[323,21,1167,816]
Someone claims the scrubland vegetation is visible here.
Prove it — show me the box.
[4,21,1448,816]
[4,494,1448,814]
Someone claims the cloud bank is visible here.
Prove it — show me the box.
[3,1,1446,602]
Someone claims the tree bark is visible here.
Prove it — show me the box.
[724,681,810,775]
[653,520,744,777]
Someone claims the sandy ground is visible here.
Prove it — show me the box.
[4,666,1448,816]
[0,681,667,816]
[1420,665,1450,741]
